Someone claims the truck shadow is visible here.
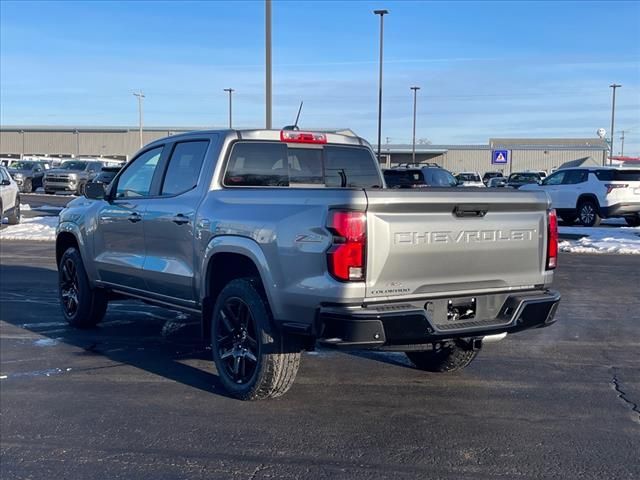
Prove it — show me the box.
[0,265,235,398]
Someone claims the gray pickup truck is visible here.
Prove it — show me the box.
[56,129,560,400]
[44,160,105,195]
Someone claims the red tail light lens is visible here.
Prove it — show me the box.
[280,130,327,144]
[547,209,558,270]
[327,210,366,281]
[605,183,628,195]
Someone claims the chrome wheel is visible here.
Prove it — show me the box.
[60,257,79,316]
[580,203,595,225]
[215,297,259,384]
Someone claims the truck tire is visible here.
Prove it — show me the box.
[211,277,301,400]
[405,341,478,373]
[7,196,20,225]
[23,178,33,193]
[58,247,107,328]
[625,215,640,227]
[577,199,601,227]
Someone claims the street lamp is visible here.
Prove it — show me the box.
[373,9,389,166]
[410,86,420,163]
[265,0,272,129]
[224,88,235,129]
[609,83,621,164]
[133,91,145,148]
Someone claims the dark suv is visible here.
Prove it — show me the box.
[383,165,458,188]
[7,160,50,193]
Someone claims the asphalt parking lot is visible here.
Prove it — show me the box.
[0,241,639,479]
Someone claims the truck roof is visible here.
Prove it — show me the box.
[148,129,368,148]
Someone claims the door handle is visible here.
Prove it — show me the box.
[172,214,190,225]
[454,205,488,218]
[128,212,142,223]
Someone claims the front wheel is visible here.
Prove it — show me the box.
[22,178,33,193]
[7,196,20,225]
[405,340,479,372]
[58,247,108,328]
[578,200,601,227]
[211,278,301,400]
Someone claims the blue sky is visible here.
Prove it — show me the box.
[1,0,639,154]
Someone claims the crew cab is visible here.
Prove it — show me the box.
[44,160,105,195]
[520,166,640,226]
[7,160,49,193]
[56,129,561,400]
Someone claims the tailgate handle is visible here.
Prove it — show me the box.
[454,205,488,218]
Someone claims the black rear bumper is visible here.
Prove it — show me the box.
[317,289,560,350]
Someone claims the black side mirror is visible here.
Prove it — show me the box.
[1,179,10,186]
[85,181,107,200]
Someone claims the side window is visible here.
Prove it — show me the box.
[563,170,587,184]
[595,170,613,181]
[224,142,288,186]
[0,168,8,182]
[115,147,163,198]
[161,141,209,196]
[543,171,565,185]
[287,148,323,186]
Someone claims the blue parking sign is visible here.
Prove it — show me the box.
[492,149,509,164]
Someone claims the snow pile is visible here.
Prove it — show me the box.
[559,225,640,254]
[0,216,58,241]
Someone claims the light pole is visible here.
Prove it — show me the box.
[133,91,145,148]
[620,130,625,156]
[373,9,389,166]
[609,83,621,164]
[410,86,420,163]
[265,0,272,129]
[224,88,235,128]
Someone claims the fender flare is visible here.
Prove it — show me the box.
[199,235,282,320]
[56,221,97,282]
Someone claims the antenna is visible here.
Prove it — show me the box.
[294,101,303,129]
[282,101,304,131]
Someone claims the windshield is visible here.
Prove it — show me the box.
[9,161,36,169]
[60,161,88,170]
[509,172,540,183]
[456,173,481,182]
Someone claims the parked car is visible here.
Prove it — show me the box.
[43,160,105,195]
[455,172,485,187]
[56,128,560,400]
[0,166,21,224]
[507,172,542,189]
[487,176,509,188]
[520,166,640,227]
[482,171,504,185]
[7,160,49,193]
[383,165,458,188]
[88,166,122,187]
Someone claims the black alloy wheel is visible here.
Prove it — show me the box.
[215,297,259,385]
[60,256,80,317]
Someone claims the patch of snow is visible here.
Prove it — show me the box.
[559,225,640,254]
[33,338,59,347]
[0,215,58,241]
[21,203,31,211]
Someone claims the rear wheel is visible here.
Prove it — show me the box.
[405,340,479,372]
[58,247,107,328]
[578,199,601,227]
[211,278,301,400]
[7,196,20,225]
[625,215,640,227]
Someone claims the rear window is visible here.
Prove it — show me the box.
[424,168,458,187]
[457,173,480,182]
[223,142,381,188]
[595,170,640,181]
[383,169,425,188]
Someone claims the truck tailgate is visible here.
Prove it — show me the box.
[364,189,551,301]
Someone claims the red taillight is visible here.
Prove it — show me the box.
[547,209,558,270]
[605,183,628,195]
[280,130,327,144]
[326,210,366,281]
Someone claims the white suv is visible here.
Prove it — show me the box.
[0,166,21,225]
[520,166,640,227]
